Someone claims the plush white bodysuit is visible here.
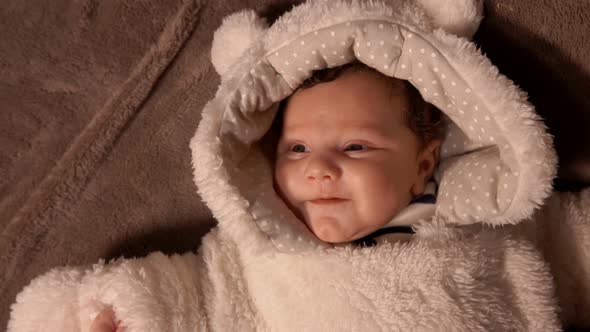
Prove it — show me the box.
[8,0,590,331]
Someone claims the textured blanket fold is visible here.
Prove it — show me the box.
[6,0,590,331]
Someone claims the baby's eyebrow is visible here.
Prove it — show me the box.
[281,125,393,141]
[333,125,397,141]
[347,126,392,137]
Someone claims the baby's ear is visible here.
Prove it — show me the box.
[412,139,442,196]
[211,10,268,77]
[420,139,442,177]
[429,139,443,166]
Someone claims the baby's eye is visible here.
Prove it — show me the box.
[290,144,309,153]
[344,143,368,152]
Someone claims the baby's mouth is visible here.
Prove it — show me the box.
[308,198,347,205]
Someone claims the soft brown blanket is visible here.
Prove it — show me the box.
[1,0,589,328]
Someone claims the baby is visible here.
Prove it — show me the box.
[89,62,445,331]
[274,61,445,244]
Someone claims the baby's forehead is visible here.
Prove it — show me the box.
[305,69,407,107]
[286,74,408,121]
[334,65,409,94]
[280,111,406,143]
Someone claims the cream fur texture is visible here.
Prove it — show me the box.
[416,0,483,38]
[8,0,590,331]
[211,10,268,76]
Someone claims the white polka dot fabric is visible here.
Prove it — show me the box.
[268,21,403,87]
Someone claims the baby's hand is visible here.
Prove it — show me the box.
[89,307,125,332]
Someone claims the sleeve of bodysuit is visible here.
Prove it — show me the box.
[7,251,208,332]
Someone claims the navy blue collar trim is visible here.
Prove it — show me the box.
[410,194,436,204]
[354,226,415,247]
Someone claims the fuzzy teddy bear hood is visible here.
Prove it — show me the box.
[190,0,557,253]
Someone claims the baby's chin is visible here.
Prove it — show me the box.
[307,216,381,243]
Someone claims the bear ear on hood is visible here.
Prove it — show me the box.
[211,0,483,76]
[211,9,268,76]
[414,0,484,39]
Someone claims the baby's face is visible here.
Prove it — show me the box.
[274,70,438,243]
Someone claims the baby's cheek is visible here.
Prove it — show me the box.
[353,165,402,219]
[274,163,303,207]
[353,162,395,195]
[274,163,292,193]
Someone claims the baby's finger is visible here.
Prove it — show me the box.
[115,319,126,332]
[89,308,117,332]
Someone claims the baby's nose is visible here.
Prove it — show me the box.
[304,156,341,181]
[307,172,335,181]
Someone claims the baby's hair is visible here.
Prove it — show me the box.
[296,61,446,146]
